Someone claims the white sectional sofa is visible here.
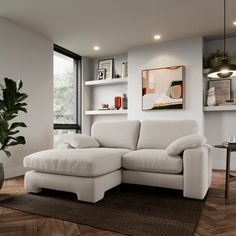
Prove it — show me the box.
[24,120,212,203]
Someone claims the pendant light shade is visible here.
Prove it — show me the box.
[207,0,236,79]
[208,59,236,79]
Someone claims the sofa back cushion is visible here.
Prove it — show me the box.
[91,120,141,150]
[137,120,198,149]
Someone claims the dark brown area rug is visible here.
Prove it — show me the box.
[0,184,204,236]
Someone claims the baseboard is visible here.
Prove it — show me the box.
[4,166,26,179]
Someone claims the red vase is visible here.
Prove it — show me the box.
[114,96,121,110]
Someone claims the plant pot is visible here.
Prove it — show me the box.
[0,163,4,190]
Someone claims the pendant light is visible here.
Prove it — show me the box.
[207,0,236,79]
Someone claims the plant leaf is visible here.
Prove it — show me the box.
[8,136,26,146]
[9,122,27,130]
[16,94,28,103]
[17,80,23,91]
[18,107,27,113]
[0,100,4,110]
[3,150,11,157]
[8,130,20,135]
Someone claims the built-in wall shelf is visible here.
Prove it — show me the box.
[203,105,236,112]
[85,78,128,87]
[85,110,128,115]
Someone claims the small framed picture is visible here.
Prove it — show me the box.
[208,79,231,105]
[97,69,106,80]
[98,58,114,79]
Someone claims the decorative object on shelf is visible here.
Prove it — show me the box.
[101,103,109,108]
[114,74,121,78]
[207,0,236,79]
[228,136,236,143]
[97,69,106,80]
[122,93,128,110]
[207,87,216,106]
[0,78,28,190]
[98,58,114,79]
[114,96,122,110]
[208,79,231,105]
[142,66,184,110]
[204,50,232,69]
[99,103,109,110]
[121,62,128,78]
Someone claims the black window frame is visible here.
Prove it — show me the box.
[53,44,81,133]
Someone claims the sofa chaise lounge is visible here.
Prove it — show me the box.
[24,120,212,203]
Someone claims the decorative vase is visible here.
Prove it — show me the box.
[0,163,4,190]
[114,96,122,110]
[121,62,128,78]
[207,87,216,106]
[122,93,128,109]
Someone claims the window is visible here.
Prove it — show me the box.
[53,45,81,147]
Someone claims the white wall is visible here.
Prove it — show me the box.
[128,37,204,133]
[204,37,236,170]
[0,18,53,178]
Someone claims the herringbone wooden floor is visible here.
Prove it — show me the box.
[0,171,235,236]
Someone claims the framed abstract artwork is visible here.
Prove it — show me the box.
[142,66,184,110]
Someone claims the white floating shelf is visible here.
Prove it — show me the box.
[85,110,128,115]
[85,78,128,86]
[203,105,236,112]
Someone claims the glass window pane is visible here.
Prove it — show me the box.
[53,129,76,148]
[53,51,76,124]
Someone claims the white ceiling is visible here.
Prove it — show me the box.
[1,0,236,58]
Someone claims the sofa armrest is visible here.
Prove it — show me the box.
[183,145,213,199]
[59,134,100,149]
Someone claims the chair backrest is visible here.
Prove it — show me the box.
[91,120,141,150]
[137,120,198,149]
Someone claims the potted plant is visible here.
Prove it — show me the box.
[204,50,232,69]
[0,78,28,189]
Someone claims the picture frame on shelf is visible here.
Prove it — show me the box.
[97,69,106,80]
[142,66,184,110]
[98,58,114,79]
[208,79,231,105]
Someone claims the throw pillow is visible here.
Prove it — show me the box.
[166,135,207,156]
[60,134,100,148]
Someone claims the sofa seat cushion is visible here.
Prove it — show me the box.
[24,148,130,177]
[122,149,183,174]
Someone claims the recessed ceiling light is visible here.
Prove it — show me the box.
[154,35,161,40]
[93,46,100,51]
[233,21,236,26]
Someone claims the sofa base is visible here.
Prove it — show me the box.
[24,170,122,203]
[123,170,183,190]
